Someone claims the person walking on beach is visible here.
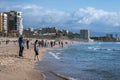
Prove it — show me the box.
[34,40,39,61]
[50,41,53,47]
[18,36,24,57]
[41,39,44,47]
[26,39,29,49]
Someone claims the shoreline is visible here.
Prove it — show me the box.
[34,40,73,80]
[0,38,72,80]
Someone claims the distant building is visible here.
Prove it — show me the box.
[16,12,23,36]
[30,28,34,32]
[41,27,56,34]
[2,13,8,36]
[6,11,23,37]
[0,13,8,36]
[106,34,113,38]
[80,29,90,41]
[7,11,17,36]
[0,13,3,33]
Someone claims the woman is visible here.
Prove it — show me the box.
[34,40,39,61]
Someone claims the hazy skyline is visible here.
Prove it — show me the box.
[1,0,120,34]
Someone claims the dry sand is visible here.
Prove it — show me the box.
[0,41,45,80]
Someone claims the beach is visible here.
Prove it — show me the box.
[0,38,70,80]
[0,39,45,80]
[0,39,119,80]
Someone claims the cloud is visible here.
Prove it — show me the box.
[12,4,71,26]
[22,5,41,10]
[1,4,120,27]
[75,7,120,26]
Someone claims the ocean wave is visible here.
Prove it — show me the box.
[55,48,64,51]
[114,42,120,44]
[88,47,112,51]
[48,52,61,60]
[112,49,120,52]
[50,71,78,80]
[88,47,100,51]
[83,69,117,78]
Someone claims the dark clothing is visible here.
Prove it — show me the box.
[34,49,39,55]
[19,47,24,56]
[26,40,29,49]
[61,41,63,47]
[18,37,24,57]
[50,41,53,47]
[34,41,39,56]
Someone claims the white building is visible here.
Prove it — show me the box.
[30,28,34,32]
[3,13,8,35]
[0,13,8,36]
[17,12,23,36]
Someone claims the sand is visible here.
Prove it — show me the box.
[0,41,45,80]
[0,38,72,80]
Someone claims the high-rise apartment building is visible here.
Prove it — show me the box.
[3,13,8,36]
[16,12,23,36]
[0,13,8,36]
[7,11,17,36]
[80,29,90,41]
[7,11,23,36]
[0,11,23,37]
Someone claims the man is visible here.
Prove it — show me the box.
[18,36,24,57]
[26,39,29,49]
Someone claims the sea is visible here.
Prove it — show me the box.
[34,42,120,80]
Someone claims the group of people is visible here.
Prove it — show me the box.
[18,36,68,61]
[18,36,39,61]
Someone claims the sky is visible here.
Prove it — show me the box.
[1,0,120,35]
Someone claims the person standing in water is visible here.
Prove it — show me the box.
[34,40,39,61]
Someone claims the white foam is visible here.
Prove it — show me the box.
[107,48,111,51]
[93,47,100,51]
[69,77,78,80]
[88,46,112,51]
[49,52,61,60]
[88,46,100,51]
[88,47,93,50]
